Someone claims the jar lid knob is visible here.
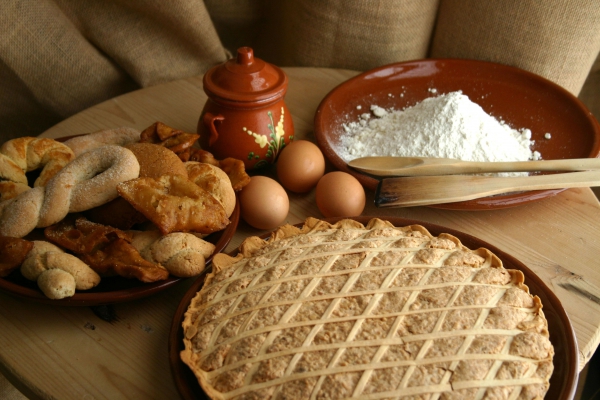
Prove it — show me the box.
[202,47,288,102]
[237,47,254,67]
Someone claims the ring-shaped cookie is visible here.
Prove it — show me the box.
[0,137,75,201]
[63,127,141,157]
[0,145,140,238]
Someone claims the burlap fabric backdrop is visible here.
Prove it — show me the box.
[1,0,600,398]
[1,0,600,143]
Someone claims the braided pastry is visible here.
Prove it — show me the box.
[0,145,140,238]
[21,240,101,299]
[0,137,75,201]
[63,127,141,157]
[0,182,29,203]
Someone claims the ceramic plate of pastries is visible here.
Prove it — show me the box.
[169,216,578,400]
[0,122,249,306]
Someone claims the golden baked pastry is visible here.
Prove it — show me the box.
[84,142,188,229]
[0,236,34,277]
[130,230,216,278]
[0,137,75,202]
[139,121,200,161]
[44,216,169,283]
[21,240,101,299]
[0,181,30,202]
[181,218,554,400]
[0,136,75,187]
[188,148,251,192]
[0,145,140,238]
[186,161,236,217]
[126,142,188,179]
[117,174,230,235]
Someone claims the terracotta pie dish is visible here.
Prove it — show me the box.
[314,59,600,210]
[168,216,578,400]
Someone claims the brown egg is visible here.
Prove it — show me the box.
[276,140,325,193]
[240,176,289,230]
[315,171,366,218]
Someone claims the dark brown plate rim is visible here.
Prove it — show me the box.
[0,133,241,306]
[168,216,578,400]
[314,58,600,211]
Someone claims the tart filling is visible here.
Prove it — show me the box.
[182,217,554,399]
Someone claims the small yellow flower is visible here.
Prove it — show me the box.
[244,128,268,148]
[242,108,288,165]
[253,133,268,148]
[274,108,285,143]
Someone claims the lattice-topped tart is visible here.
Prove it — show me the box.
[181,217,554,399]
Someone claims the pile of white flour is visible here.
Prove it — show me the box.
[336,91,538,165]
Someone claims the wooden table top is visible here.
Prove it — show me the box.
[1,67,600,400]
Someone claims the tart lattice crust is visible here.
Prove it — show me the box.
[181,218,554,400]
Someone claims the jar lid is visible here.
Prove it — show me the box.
[203,47,288,103]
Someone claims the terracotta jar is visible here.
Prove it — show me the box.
[197,47,294,170]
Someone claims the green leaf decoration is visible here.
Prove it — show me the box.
[254,159,269,169]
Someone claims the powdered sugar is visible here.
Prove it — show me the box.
[336,91,537,166]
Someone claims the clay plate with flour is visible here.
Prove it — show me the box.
[168,216,578,400]
[314,59,600,210]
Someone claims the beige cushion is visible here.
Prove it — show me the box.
[0,0,228,141]
[430,0,600,96]
[1,0,599,146]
